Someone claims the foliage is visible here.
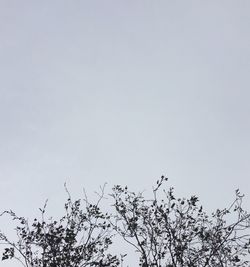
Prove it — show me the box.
[111,176,250,266]
[0,185,119,267]
[1,177,250,267]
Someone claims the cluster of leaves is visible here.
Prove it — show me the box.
[111,176,250,266]
[0,185,119,267]
[1,178,250,267]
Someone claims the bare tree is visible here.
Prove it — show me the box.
[111,176,250,267]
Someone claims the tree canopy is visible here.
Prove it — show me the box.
[1,177,250,267]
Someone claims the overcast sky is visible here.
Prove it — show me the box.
[0,1,250,266]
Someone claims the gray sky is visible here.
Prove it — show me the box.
[0,1,250,266]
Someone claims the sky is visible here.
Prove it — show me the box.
[0,1,250,266]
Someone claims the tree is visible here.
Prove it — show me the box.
[1,177,250,267]
[111,176,250,267]
[0,184,119,267]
